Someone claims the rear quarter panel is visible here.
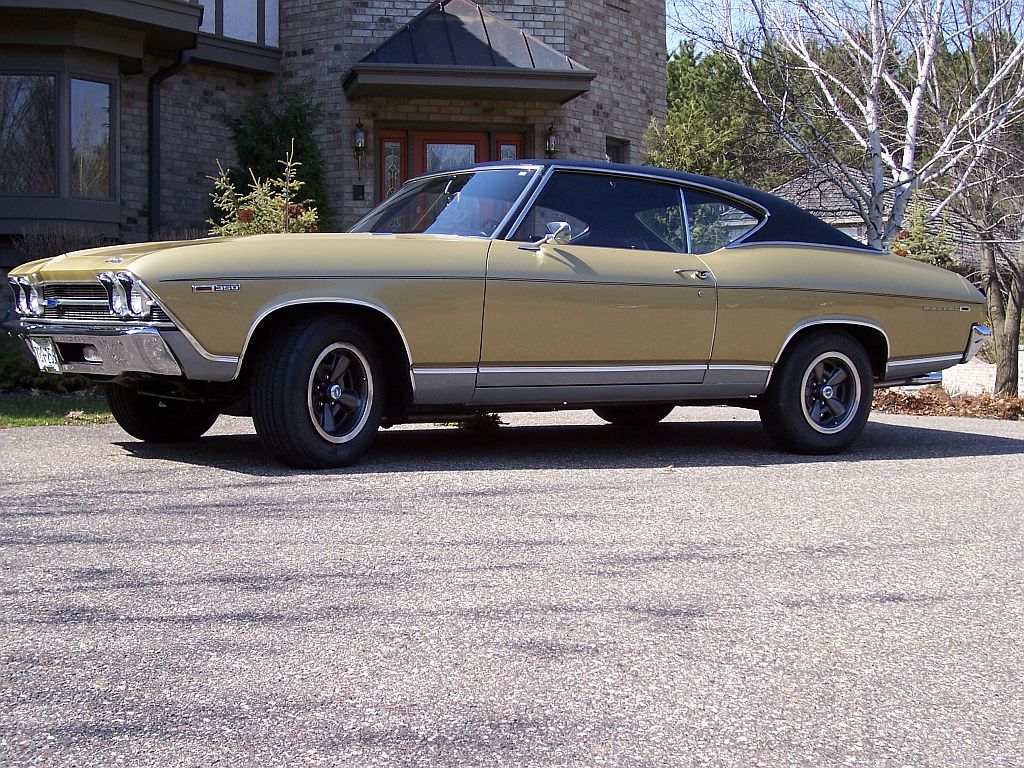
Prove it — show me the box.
[699,244,985,365]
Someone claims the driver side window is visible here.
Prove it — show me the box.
[511,171,685,252]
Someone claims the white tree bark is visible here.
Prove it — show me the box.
[675,0,1024,248]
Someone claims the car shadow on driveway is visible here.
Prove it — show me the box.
[114,416,1024,476]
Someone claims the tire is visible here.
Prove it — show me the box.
[250,316,384,468]
[758,332,873,454]
[593,404,675,426]
[105,384,218,442]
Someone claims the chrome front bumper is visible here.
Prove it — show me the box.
[962,323,991,363]
[5,320,183,377]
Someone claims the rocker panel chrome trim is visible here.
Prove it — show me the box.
[471,382,759,406]
[887,354,962,369]
[476,364,707,387]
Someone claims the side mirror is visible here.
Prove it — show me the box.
[518,221,572,251]
[545,221,572,245]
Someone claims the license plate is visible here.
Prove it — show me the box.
[28,337,63,374]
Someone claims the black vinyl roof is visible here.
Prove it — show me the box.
[470,160,878,252]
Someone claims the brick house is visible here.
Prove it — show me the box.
[0,0,667,267]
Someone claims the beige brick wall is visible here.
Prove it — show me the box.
[119,63,264,240]
[279,0,667,229]
[118,0,667,236]
[561,0,666,161]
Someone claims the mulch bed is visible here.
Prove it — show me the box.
[872,386,1024,420]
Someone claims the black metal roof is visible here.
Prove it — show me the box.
[343,0,596,102]
[469,160,880,252]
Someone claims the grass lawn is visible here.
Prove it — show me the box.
[0,394,113,429]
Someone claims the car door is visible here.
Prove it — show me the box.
[478,170,718,391]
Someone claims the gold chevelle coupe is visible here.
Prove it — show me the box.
[5,161,989,467]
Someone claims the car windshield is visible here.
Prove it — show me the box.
[350,168,537,237]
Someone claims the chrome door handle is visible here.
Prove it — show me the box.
[674,268,710,280]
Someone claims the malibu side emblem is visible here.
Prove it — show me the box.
[192,284,241,293]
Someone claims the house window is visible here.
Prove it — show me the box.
[380,130,408,200]
[0,74,57,195]
[0,67,119,233]
[200,0,280,46]
[70,79,112,199]
[605,137,629,164]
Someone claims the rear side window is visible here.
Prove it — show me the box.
[683,189,761,253]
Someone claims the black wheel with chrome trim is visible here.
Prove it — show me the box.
[758,332,872,454]
[105,384,218,442]
[306,343,373,444]
[251,316,384,468]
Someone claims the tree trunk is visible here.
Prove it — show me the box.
[993,282,1021,397]
[982,240,1021,397]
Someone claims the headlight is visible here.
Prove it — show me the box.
[15,278,35,317]
[99,271,153,319]
[8,278,26,315]
[26,282,41,316]
[128,280,152,318]
[98,271,128,318]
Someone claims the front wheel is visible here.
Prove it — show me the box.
[105,384,218,442]
[250,317,384,468]
[758,332,873,454]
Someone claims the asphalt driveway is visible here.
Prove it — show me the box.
[1,407,1022,766]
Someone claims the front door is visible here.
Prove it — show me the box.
[378,129,525,200]
[478,170,718,390]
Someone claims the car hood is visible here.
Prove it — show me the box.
[9,233,491,284]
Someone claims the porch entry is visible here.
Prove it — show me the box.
[378,129,525,201]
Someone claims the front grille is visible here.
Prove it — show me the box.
[43,284,107,302]
[38,283,172,324]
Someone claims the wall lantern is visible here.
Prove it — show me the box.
[544,124,558,158]
[352,119,367,178]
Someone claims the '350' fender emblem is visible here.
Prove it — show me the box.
[192,284,241,293]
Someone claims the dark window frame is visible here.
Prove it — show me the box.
[0,59,120,234]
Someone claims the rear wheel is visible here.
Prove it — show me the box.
[758,332,873,454]
[105,384,218,442]
[593,404,674,426]
[250,316,384,468]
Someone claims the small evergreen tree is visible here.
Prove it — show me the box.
[890,194,955,270]
[208,142,318,236]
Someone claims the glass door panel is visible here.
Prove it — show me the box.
[425,143,477,172]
